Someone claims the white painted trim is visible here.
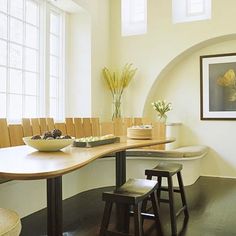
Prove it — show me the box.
[201,174,236,179]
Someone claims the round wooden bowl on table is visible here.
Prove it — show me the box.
[127,126,152,140]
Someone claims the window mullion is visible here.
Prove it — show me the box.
[22,0,26,118]
[47,4,65,121]
[59,11,65,121]
[39,0,48,117]
[6,1,10,119]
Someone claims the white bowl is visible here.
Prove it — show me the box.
[23,136,75,152]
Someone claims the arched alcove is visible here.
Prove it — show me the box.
[142,34,236,179]
[143,34,236,121]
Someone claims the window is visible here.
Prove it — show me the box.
[48,8,64,120]
[172,0,211,24]
[121,0,147,36]
[0,0,65,122]
[0,0,40,120]
[187,0,205,16]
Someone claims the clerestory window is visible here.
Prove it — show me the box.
[121,0,147,36]
[172,0,211,24]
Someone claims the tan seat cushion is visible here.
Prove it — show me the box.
[173,145,209,157]
[126,145,208,158]
[126,149,184,158]
[0,208,21,236]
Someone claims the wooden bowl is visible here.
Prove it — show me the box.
[127,127,152,140]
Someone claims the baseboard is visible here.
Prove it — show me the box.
[200,174,236,179]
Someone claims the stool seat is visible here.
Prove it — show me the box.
[145,163,182,177]
[0,208,21,236]
[103,178,158,204]
[100,178,163,236]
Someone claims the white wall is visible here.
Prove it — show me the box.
[65,0,111,119]
[110,0,236,116]
[66,0,110,117]
[66,11,92,117]
[108,0,236,178]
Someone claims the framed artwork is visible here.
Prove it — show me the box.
[200,53,236,120]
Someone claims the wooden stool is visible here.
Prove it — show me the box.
[0,208,21,236]
[145,163,189,236]
[99,178,163,236]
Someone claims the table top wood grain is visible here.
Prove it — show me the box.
[0,137,174,180]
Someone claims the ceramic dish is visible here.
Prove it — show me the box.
[23,136,75,152]
[73,136,120,148]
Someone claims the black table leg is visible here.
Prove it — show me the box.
[47,176,63,236]
[115,150,127,231]
[116,150,126,187]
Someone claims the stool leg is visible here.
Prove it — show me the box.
[141,174,152,217]
[99,201,113,236]
[116,203,129,232]
[167,176,177,236]
[150,192,163,235]
[146,174,152,180]
[134,202,143,236]
[157,176,162,206]
[123,204,130,233]
[177,172,189,218]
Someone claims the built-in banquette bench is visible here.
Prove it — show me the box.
[0,117,166,184]
[0,117,208,187]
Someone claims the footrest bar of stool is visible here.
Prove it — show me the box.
[159,187,181,193]
[176,205,187,217]
[129,210,156,219]
[173,189,181,193]
[141,212,156,219]
[159,187,169,192]
[106,230,133,236]
[159,198,170,203]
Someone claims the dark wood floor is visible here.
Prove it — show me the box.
[21,176,236,236]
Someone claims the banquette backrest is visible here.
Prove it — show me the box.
[0,117,166,148]
[0,119,11,148]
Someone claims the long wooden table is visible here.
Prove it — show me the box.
[0,136,174,236]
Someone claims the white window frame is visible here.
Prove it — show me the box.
[46,3,65,121]
[187,0,205,16]
[121,0,147,36]
[172,0,211,24]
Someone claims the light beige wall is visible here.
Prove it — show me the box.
[110,0,236,116]
[109,0,236,177]
[66,11,92,117]
[66,0,111,119]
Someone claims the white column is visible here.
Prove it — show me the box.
[165,122,182,150]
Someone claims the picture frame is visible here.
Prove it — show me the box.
[200,52,236,120]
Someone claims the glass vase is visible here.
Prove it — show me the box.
[112,94,122,120]
[157,114,167,124]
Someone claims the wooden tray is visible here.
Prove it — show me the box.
[73,137,120,148]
